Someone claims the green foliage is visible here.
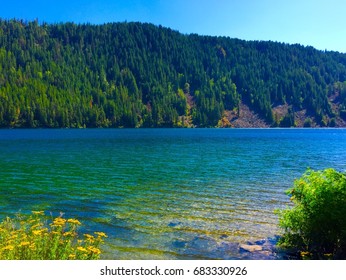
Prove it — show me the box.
[0,19,346,127]
[0,211,107,260]
[279,108,295,127]
[303,117,312,127]
[277,169,346,259]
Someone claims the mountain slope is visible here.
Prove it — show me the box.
[1,19,346,128]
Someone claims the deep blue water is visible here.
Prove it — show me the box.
[0,128,345,259]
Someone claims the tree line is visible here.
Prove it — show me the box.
[0,19,346,128]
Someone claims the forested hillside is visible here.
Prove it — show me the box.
[1,19,346,128]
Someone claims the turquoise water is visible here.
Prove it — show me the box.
[0,128,345,259]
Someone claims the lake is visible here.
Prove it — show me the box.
[0,128,345,259]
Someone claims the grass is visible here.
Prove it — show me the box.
[0,211,107,260]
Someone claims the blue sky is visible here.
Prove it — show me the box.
[1,0,345,53]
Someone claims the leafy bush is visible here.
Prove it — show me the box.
[0,211,107,260]
[277,168,346,259]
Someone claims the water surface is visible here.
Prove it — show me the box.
[0,128,345,259]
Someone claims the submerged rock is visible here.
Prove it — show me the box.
[235,236,285,259]
[239,244,263,252]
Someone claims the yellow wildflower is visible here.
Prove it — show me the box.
[94,232,108,238]
[77,246,88,253]
[19,241,30,246]
[300,251,311,259]
[87,246,101,255]
[53,217,66,226]
[32,211,44,215]
[68,254,76,259]
[67,218,81,225]
[2,245,14,251]
[9,234,18,240]
[30,223,43,229]
[84,234,95,243]
[32,230,43,236]
[63,231,74,237]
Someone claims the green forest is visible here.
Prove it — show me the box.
[1,19,346,128]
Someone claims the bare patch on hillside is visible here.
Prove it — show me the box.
[221,103,270,128]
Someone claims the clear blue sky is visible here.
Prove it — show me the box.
[1,0,345,53]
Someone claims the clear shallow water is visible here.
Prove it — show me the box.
[0,128,345,259]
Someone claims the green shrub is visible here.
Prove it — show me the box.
[277,168,346,259]
[0,211,107,260]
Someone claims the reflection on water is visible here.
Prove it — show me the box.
[0,128,345,259]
